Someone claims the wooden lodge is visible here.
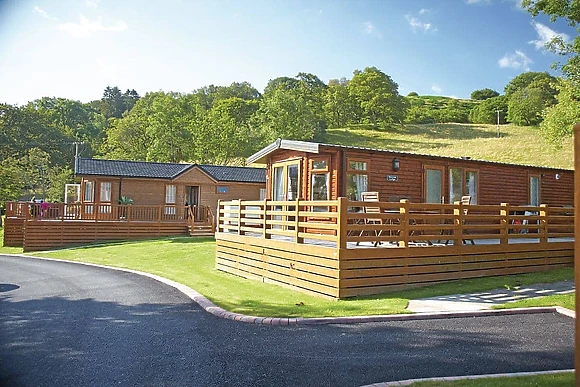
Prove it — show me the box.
[4,159,266,251]
[214,139,574,299]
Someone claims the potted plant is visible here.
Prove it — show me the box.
[118,196,133,219]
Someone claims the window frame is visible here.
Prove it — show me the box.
[448,167,479,204]
[100,182,112,203]
[84,180,94,202]
[346,157,370,201]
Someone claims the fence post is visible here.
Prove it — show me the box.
[398,199,409,248]
[539,204,548,245]
[294,198,302,244]
[237,199,243,235]
[263,199,270,239]
[500,203,509,245]
[453,201,462,246]
[337,197,348,250]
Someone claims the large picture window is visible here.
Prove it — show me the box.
[346,159,368,201]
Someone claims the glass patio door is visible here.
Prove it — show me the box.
[271,161,301,229]
[424,166,444,203]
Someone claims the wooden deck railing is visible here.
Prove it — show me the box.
[217,198,574,248]
[5,201,213,224]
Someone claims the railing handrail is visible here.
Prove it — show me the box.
[216,199,574,248]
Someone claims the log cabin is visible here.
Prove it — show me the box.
[247,139,573,207]
[75,158,266,222]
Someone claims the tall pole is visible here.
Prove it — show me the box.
[496,110,501,138]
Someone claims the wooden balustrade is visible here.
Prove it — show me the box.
[5,202,214,224]
[217,199,574,248]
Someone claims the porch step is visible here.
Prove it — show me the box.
[188,223,215,237]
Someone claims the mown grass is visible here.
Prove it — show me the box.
[410,372,573,386]
[325,123,573,169]
[28,237,574,318]
[493,293,575,311]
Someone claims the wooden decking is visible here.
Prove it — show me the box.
[4,202,214,251]
[215,199,574,298]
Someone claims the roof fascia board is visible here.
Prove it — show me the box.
[247,138,320,164]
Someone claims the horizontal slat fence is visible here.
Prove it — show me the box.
[21,221,189,252]
[215,198,574,298]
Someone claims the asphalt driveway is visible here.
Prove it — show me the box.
[0,255,573,387]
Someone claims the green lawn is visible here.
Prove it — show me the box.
[493,293,575,311]
[23,237,574,318]
[410,372,573,386]
[325,123,573,169]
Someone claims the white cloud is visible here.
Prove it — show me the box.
[406,15,437,33]
[419,8,430,15]
[465,0,492,4]
[529,21,570,50]
[58,15,128,37]
[498,50,533,71]
[432,84,442,93]
[363,21,382,38]
[86,0,101,7]
[33,6,57,20]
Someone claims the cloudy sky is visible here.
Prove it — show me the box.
[0,0,575,105]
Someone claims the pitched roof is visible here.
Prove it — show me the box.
[75,158,266,183]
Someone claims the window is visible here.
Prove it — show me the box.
[530,175,540,206]
[425,167,443,204]
[310,158,329,201]
[84,181,94,202]
[217,186,229,194]
[100,182,112,202]
[346,159,368,200]
[165,184,176,215]
[449,168,463,204]
[448,168,479,204]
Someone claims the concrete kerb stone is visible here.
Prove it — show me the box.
[361,369,574,386]
[5,254,576,326]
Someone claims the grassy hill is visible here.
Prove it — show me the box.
[405,95,477,124]
[324,123,573,170]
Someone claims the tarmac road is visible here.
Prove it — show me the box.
[0,254,573,387]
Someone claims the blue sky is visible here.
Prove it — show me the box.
[0,0,576,105]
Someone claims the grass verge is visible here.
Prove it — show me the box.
[493,293,574,311]
[409,371,573,386]
[22,237,574,318]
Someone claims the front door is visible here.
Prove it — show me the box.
[424,166,444,203]
[186,186,200,219]
[272,160,301,229]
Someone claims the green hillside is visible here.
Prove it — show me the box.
[324,123,573,170]
[405,95,477,124]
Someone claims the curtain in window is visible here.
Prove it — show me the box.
[165,185,176,204]
[347,174,368,200]
[466,171,478,204]
[84,181,94,202]
[100,182,112,202]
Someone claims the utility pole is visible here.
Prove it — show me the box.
[496,110,501,138]
[73,141,84,173]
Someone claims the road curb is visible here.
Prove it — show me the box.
[360,368,574,386]
[3,254,575,325]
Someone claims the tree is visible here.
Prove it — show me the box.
[201,97,261,164]
[253,86,320,142]
[348,66,408,128]
[407,91,419,97]
[539,79,580,146]
[323,78,358,128]
[469,95,508,124]
[504,72,558,97]
[507,86,552,125]
[523,0,580,85]
[470,88,499,100]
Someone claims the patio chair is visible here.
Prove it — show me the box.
[444,195,474,245]
[461,196,475,245]
[356,191,383,246]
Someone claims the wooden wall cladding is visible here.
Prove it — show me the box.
[3,218,25,247]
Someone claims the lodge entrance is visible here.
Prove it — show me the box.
[186,186,200,220]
